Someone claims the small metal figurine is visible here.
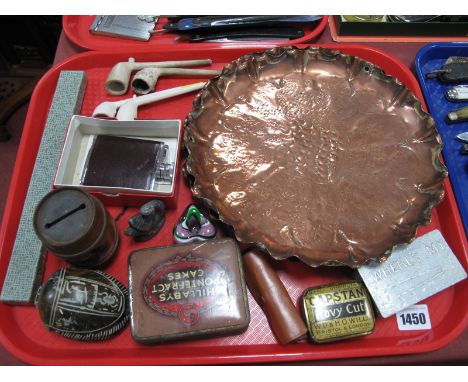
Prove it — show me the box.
[125,200,165,242]
[173,205,216,243]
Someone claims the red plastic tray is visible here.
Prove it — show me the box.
[63,15,329,51]
[0,44,467,365]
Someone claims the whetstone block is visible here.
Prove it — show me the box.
[0,71,87,304]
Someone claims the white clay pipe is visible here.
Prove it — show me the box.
[131,67,221,95]
[105,57,213,95]
[93,82,206,121]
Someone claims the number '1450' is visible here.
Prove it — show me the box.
[399,312,426,325]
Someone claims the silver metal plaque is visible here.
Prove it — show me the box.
[358,230,467,318]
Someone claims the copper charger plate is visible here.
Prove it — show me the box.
[184,47,447,268]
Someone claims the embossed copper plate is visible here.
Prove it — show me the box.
[184,47,447,268]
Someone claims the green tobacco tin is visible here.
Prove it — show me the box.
[302,281,375,343]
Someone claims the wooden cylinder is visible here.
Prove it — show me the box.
[34,188,119,268]
[243,249,308,344]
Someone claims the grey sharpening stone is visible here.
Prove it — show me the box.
[0,71,87,304]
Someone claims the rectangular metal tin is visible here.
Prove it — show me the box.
[302,281,375,343]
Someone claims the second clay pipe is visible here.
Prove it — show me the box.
[105,57,213,95]
[132,67,221,95]
[93,82,206,121]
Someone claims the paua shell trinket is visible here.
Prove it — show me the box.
[173,205,216,243]
[36,268,129,341]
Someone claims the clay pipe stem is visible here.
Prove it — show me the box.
[93,82,206,121]
[105,57,213,95]
[242,248,308,345]
[132,67,222,95]
[115,82,206,121]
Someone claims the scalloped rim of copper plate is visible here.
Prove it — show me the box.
[184,46,448,268]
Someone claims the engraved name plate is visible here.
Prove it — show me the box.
[357,230,467,318]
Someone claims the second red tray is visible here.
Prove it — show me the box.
[0,44,467,365]
[63,15,329,51]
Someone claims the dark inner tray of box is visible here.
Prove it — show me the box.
[335,16,468,37]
